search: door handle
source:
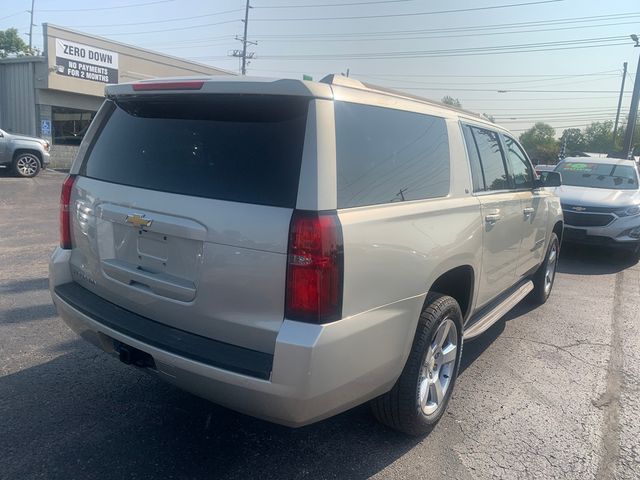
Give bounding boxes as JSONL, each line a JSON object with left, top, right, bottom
{"left": 485, "top": 213, "right": 501, "bottom": 224}
{"left": 523, "top": 207, "right": 535, "bottom": 216}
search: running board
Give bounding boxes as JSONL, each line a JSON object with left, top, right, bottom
{"left": 463, "top": 281, "right": 533, "bottom": 341}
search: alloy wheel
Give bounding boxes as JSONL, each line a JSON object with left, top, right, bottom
{"left": 16, "top": 155, "right": 39, "bottom": 177}
{"left": 417, "top": 318, "right": 458, "bottom": 416}
{"left": 544, "top": 242, "right": 558, "bottom": 296}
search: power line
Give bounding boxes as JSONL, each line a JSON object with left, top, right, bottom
{"left": 255, "top": 36, "right": 628, "bottom": 60}
{"left": 510, "top": 122, "right": 615, "bottom": 132}
{"left": 255, "top": 0, "right": 413, "bottom": 7}
{"left": 252, "top": 0, "right": 564, "bottom": 21}
{"left": 60, "top": 9, "right": 243, "bottom": 28}
{"left": 77, "top": 19, "right": 239, "bottom": 36}
{"left": 249, "top": 67, "right": 623, "bottom": 79}
{"left": 354, "top": 71, "right": 626, "bottom": 78}
{"left": 251, "top": 12, "right": 637, "bottom": 38}
{"left": 255, "top": 19, "right": 640, "bottom": 43}
{"left": 368, "top": 74, "right": 630, "bottom": 90}
{"left": 0, "top": 11, "right": 26, "bottom": 21}
{"left": 38, "top": 0, "right": 175, "bottom": 13}
{"left": 359, "top": 71, "right": 620, "bottom": 86}
{"left": 489, "top": 106, "right": 621, "bottom": 111}
{"left": 136, "top": 35, "right": 235, "bottom": 47}
{"left": 460, "top": 96, "right": 621, "bottom": 101}
{"left": 496, "top": 112, "right": 618, "bottom": 119}
{"left": 384, "top": 87, "right": 629, "bottom": 93}
{"left": 155, "top": 41, "right": 238, "bottom": 51}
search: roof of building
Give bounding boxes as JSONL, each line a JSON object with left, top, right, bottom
{"left": 43, "top": 24, "right": 235, "bottom": 76}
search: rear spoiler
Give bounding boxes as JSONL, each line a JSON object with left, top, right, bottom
{"left": 105, "top": 77, "right": 333, "bottom": 100}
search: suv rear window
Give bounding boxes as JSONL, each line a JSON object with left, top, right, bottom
{"left": 81, "top": 95, "right": 310, "bottom": 208}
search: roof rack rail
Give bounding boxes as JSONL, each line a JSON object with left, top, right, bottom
{"left": 319, "top": 73, "right": 485, "bottom": 121}
{"left": 319, "top": 74, "right": 366, "bottom": 89}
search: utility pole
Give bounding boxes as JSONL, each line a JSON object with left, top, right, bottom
{"left": 231, "top": 0, "right": 256, "bottom": 75}
{"left": 27, "top": 0, "right": 35, "bottom": 53}
{"left": 622, "top": 35, "right": 640, "bottom": 159}
{"left": 558, "top": 132, "right": 568, "bottom": 161}
{"left": 613, "top": 61, "right": 628, "bottom": 147}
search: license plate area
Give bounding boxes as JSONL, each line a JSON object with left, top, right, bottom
{"left": 97, "top": 203, "right": 205, "bottom": 281}
{"left": 136, "top": 230, "right": 169, "bottom": 272}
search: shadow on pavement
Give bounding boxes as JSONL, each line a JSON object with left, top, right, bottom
{"left": 0, "top": 348, "right": 420, "bottom": 480}
{"left": 458, "top": 297, "right": 538, "bottom": 377}
{"left": 558, "top": 242, "right": 637, "bottom": 275}
{"left": 1, "top": 304, "right": 57, "bottom": 324}
{"left": 460, "top": 240, "right": 635, "bottom": 374}
{"left": 0, "top": 277, "right": 49, "bottom": 295}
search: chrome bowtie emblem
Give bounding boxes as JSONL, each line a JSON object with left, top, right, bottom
{"left": 125, "top": 213, "right": 152, "bottom": 228}
{"left": 572, "top": 206, "right": 586, "bottom": 212}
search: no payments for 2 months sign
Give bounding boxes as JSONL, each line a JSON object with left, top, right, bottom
{"left": 55, "top": 39, "right": 119, "bottom": 84}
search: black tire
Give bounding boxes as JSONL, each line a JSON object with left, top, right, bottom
{"left": 371, "top": 293, "right": 463, "bottom": 436}
{"left": 529, "top": 233, "right": 559, "bottom": 305}
{"left": 13, "top": 152, "right": 41, "bottom": 178}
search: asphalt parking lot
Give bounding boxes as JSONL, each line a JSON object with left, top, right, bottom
{"left": 1, "top": 170, "right": 639, "bottom": 480}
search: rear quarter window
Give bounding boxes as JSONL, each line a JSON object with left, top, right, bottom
{"left": 81, "top": 95, "right": 310, "bottom": 208}
{"left": 335, "top": 101, "right": 450, "bottom": 209}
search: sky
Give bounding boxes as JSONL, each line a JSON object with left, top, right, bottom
{"left": 1, "top": 0, "right": 639, "bottom": 135}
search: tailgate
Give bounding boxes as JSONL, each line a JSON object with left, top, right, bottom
{"left": 67, "top": 94, "right": 310, "bottom": 355}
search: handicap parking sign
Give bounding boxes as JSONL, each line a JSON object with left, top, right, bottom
{"left": 41, "top": 120, "right": 51, "bottom": 136}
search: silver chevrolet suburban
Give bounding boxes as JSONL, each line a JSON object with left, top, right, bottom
{"left": 49, "top": 75, "right": 563, "bottom": 436}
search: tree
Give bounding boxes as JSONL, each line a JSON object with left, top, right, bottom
{"left": 583, "top": 121, "right": 614, "bottom": 154}
{"left": 0, "top": 28, "right": 29, "bottom": 58}
{"left": 560, "top": 128, "right": 586, "bottom": 153}
{"left": 441, "top": 96, "right": 462, "bottom": 108}
{"left": 482, "top": 113, "right": 496, "bottom": 123}
{"left": 519, "top": 122, "right": 559, "bottom": 164}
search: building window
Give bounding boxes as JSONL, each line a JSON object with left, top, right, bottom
{"left": 52, "top": 107, "right": 96, "bottom": 145}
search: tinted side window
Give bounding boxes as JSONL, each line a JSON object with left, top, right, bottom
{"left": 503, "top": 135, "right": 534, "bottom": 189}
{"left": 335, "top": 102, "right": 450, "bottom": 208}
{"left": 470, "top": 127, "right": 510, "bottom": 191}
{"left": 462, "top": 124, "right": 486, "bottom": 192}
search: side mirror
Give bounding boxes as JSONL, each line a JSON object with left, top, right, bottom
{"left": 537, "top": 171, "right": 561, "bottom": 187}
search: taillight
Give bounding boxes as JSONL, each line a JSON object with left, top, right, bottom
{"left": 59, "top": 175, "right": 76, "bottom": 249}
{"left": 285, "top": 210, "right": 344, "bottom": 323}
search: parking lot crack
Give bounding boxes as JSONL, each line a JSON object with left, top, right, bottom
{"left": 501, "top": 335, "right": 604, "bottom": 369}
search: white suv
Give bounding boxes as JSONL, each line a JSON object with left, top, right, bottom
{"left": 553, "top": 157, "right": 640, "bottom": 257}
{"left": 49, "top": 75, "right": 563, "bottom": 435}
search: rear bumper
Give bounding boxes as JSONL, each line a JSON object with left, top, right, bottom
{"left": 49, "top": 247, "right": 418, "bottom": 427}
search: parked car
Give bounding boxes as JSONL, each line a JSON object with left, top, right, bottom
{"left": 534, "top": 164, "right": 557, "bottom": 176}
{"left": 553, "top": 157, "right": 640, "bottom": 257}
{"left": 49, "top": 75, "right": 563, "bottom": 436}
{"left": 0, "top": 128, "right": 51, "bottom": 177}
